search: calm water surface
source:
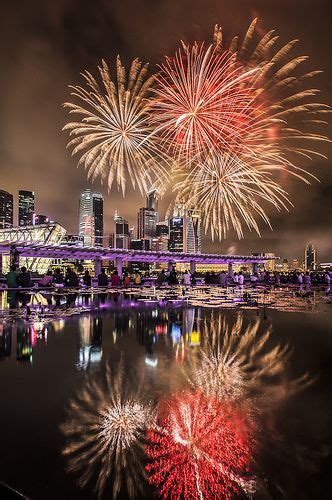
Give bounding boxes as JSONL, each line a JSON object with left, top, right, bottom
{"left": 0, "top": 304, "right": 331, "bottom": 499}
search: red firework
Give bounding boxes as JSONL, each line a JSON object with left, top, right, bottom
{"left": 146, "top": 391, "right": 256, "bottom": 499}
{"left": 151, "top": 43, "right": 259, "bottom": 164}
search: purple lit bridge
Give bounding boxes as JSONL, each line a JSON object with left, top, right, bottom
{"left": 0, "top": 242, "right": 278, "bottom": 277}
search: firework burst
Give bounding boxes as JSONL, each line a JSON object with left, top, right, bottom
{"left": 173, "top": 150, "right": 290, "bottom": 239}
{"left": 151, "top": 42, "right": 259, "bottom": 164}
{"left": 146, "top": 391, "right": 256, "bottom": 499}
{"left": 60, "top": 361, "right": 155, "bottom": 498}
{"left": 153, "top": 20, "right": 329, "bottom": 239}
{"left": 63, "top": 57, "right": 170, "bottom": 195}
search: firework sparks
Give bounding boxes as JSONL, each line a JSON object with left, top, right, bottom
{"left": 63, "top": 57, "right": 170, "bottom": 195}
{"left": 173, "top": 150, "right": 290, "bottom": 240}
{"left": 187, "top": 312, "right": 310, "bottom": 406}
{"left": 153, "top": 20, "right": 329, "bottom": 239}
{"left": 60, "top": 361, "right": 155, "bottom": 498}
{"left": 146, "top": 391, "right": 256, "bottom": 499}
{"left": 151, "top": 43, "right": 259, "bottom": 164}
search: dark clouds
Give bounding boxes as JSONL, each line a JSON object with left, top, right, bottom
{"left": 0, "top": 0, "right": 331, "bottom": 261}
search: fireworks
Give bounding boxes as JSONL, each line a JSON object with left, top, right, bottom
{"left": 60, "top": 362, "right": 155, "bottom": 498}
{"left": 174, "top": 150, "right": 290, "bottom": 239}
{"left": 151, "top": 43, "right": 259, "bottom": 164}
{"left": 151, "top": 20, "right": 328, "bottom": 239}
{"left": 146, "top": 391, "right": 256, "bottom": 499}
{"left": 63, "top": 57, "right": 170, "bottom": 195}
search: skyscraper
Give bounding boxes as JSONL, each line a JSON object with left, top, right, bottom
{"left": 79, "top": 189, "right": 104, "bottom": 247}
{"left": 113, "top": 211, "right": 130, "bottom": 249}
{"left": 191, "top": 209, "right": 202, "bottom": 253}
{"left": 0, "top": 190, "right": 13, "bottom": 229}
{"left": 305, "top": 244, "right": 317, "bottom": 271}
{"left": 137, "top": 189, "right": 158, "bottom": 240}
{"left": 93, "top": 193, "right": 104, "bottom": 247}
{"left": 18, "top": 190, "right": 35, "bottom": 226}
{"left": 186, "top": 209, "right": 196, "bottom": 254}
{"left": 169, "top": 216, "right": 184, "bottom": 252}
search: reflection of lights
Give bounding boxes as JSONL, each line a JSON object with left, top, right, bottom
{"left": 171, "top": 324, "right": 181, "bottom": 345}
{"left": 189, "top": 330, "right": 200, "bottom": 346}
{"left": 145, "top": 356, "right": 158, "bottom": 367}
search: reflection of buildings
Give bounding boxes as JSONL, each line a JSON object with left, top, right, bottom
{"left": 18, "top": 190, "right": 35, "bottom": 226}
{"left": 0, "top": 321, "right": 12, "bottom": 359}
{"left": 0, "top": 189, "right": 13, "bottom": 229}
{"left": 0, "top": 223, "right": 66, "bottom": 274}
{"left": 305, "top": 244, "right": 317, "bottom": 271}
{"left": 78, "top": 316, "right": 103, "bottom": 370}
{"left": 16, "top": 321, "right": 33, "bottom": 362}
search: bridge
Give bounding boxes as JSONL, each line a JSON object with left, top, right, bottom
{"left": 0, "top": 242, "right": 277, "bottom": 277}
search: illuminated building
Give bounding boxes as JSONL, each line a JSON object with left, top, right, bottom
{"left": 93, "top": 193, "right": 104, "bottom": 247}
{"left": 112, "top": 211, "right": 130, "bottom": 249}
{"left": 0, "top": 222, "right": 66, "bottom": 273}
{"left": 291, "top": 258, "right": 301, "bottom": 271}
{"left": 169, "top": 216, "right": 184, "bottom": 252}
{"left": 79, "top": 189, "right": 104, "bottom": 247}
{"left": 130, "top": 239, "right": 150, "bottom": 251}
{"left": 156, "top": 221, "right": 169, "bottom": 237}
{"left": 0, "top": 189, "right": 13, "bottom": 229}
{"left": 33, "top": 213, "right": 50, "bottom": 225}
{"left": 252, "top": 252, "right": 276, "bottom": 271}
{"left": 191, "top": 209, "right": 202, "bottom": 253}
{"left": 305, "top": 243, "right": 317, "bottom": 271}
{"left": 18, "top": 190, "right": 35, "bottom": 226}
{"left": 137, "top": 189, "right": 158, "bottom": 240}
{"left": 282, "top": 259, "right": 289, "bottom": 272}
{"left": 151, "top": 236, "right": 168, "bottom": 252}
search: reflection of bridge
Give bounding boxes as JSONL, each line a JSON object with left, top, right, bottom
{"left": 0, "top": 242, "right": 278, "bottom": 277}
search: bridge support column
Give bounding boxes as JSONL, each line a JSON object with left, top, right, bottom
{"left": 228, "top": 262, "right": 233, "bottom": 278}
{"left": 94, "top": 257, "right": 102, "bottom": 277}
{"left": 116, "top": 257, "right": 123, "bottom": 278}
{"left": 252, "top": 262, "right": 258, "bottom": 274}
{"left": 190, "top": 260, "right": 196, "bottom": 274}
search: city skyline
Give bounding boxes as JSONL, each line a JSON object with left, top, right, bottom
{"left": 0, "top": 0, "right": 331, "bottom": 261}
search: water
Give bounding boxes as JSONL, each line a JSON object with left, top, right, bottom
{"left": 0, "top": 304, "right": 331, "bottom": 499}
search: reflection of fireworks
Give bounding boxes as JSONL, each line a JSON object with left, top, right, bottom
{"left": 63, "top": 57, "right": 169, "bottom": 195}
{"left": 146, "top": 391, "right": 256, "bottom": 499}
{"left": 188, "top": 313, "right": 309, "bottom": 404}
{"left": 61, "top": 362, "right": 154, "bottom": 498}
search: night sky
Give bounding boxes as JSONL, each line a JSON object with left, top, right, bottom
{"left": 0, "top": 0, "right": 331, "bottom": 261}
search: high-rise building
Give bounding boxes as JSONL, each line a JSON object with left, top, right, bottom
{"left": 79, "top": 189, "right": 103, "bottom": 247}
{"left": 169, "top": 206, "right": 201, "bottom": 254}
{"left": 282, "top": 259, "right": 289, "bottom": 272}
{"left": 93, "top": 193, "right": 104, "bottom": 247}
{"left": 137, "top": 189, "right": 158, "bottom": 240}
{"left": 156, "top": 221, "right": 169, "bottom": 237}
{"left": 32, "top": 214, "right": 50, "bottom": 225}
{"left": 130, "top": 239, "right": 150, "bottom": 251}
{"left": 112, "top": 211, "right": 130, "bottom": 249}
{"left": 305, "top": 244, "right": 317, "bottom": 271}
{"left": 18, "top": 190, "right": 35, "bottom": 226}
{"left": 191, "top": 210, "right": 202, "bottom": 253}
{"left": 169, "top": 216, "right": 185, "bottom": 252}
{"left": 0, "top": 190, "right": 13, "bottom": 229}
{"left": 291, "top": 258, "right": 301, "bottom": 271}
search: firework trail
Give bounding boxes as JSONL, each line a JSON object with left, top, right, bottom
{"left": 146, "top": 391, "right": 256, "bottom": 499}
{"left": 63, "top": 57, "right": 170, "bottom": 195}
{"left": 60, "top": 361, "right": 155, "bottom": 498}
